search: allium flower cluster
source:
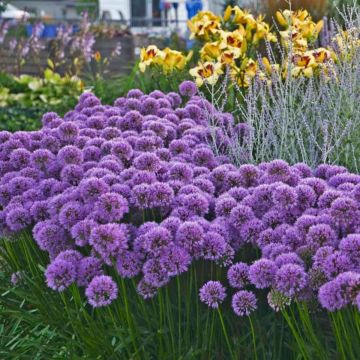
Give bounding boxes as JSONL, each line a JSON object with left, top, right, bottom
{"left": 1, "top": 83, "right": 360, "bottom": 314}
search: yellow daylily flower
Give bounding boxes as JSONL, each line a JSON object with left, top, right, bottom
{"left": 223, "top": 5, "right": 232, "bottom": 22}
{"left": 139, "top": 45, "right": 164, "bottom": 72}
{"left": 219, "top": 30, "right": 247, "bottom": 53}
{"left": 218, "top": 47, "right": 242, "bottom": 65}
{"left": 189, "top": 62, "right": 223, "bottom": 87}
{"left": 310, "top": 48, "right": 331, "bottom": 63}
{"left": 188, "top": 11, "right": 221, "bottom": 40}
{"left": 200, "top": 41, "right": 222, "bottom": 60}
{"left": 162, "top": 48, "right": 188, "bottom": 72}
{"left": 261, "top": 57, "right": 280, "bottom": 75}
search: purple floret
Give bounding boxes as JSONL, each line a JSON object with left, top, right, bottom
{"left": 85, "top": 275, "right": 118, "bottom": 307}
{"left": 45, "top": 259, "right": 76, "bottom": 291}
{"left": 275, "top": 264, "right": 308, "bottom": 297}
{"left": 227, "top": 262, "right": 249, "bottom": 289}
{"left": 232, "top": 290, "right": 257, "bottom": 316}
{"left": 199, "top": 280, "right": 226, "bottom": 308}
{"left": 249, "top": 259, "right": 278, "bottom": 289}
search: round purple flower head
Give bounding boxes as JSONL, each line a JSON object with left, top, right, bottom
{"left": 199, "top": 280, "right": 226, "bottom": 308}
{"left": 227, "top": 262, "right": 249, "bottom": 289}
{"left": 202, "top": 231, "right": 227, "bottom": 260}
{"left": 85, "top": 275, "right": 118, "bottom": 307}
{"left": 57, "top": 145, "right": 83, "bottom": 166}
{"left": 330, "top": 197, "right": 359, "bottom": 226}
{"left": 94, "top": 192, "right": 129, "bottom": 222}
{"left": 143, "top": 226, "right": 172, "bottom": 255}
{"left": 249, "top": 259, "right": 278, "bottom": 289}
{"left": 45, "top": 259, "right": 76, "bottom": 291}
{"left": 137, "top": 279, "right": 158, "bottom": 299}
{"left": 77, "top": 256, "right": 104, "bottom": 287}
{"left": 142, "top": 258, "right": 169, "bottom": 288}
{"left": 116, "top": 251, "right": 142, "bottom": 279}
{"left": 179, "top": 81, "right": 197, "bottom": 97}
{"left": 232, "top": 290, "right": 257, "bottom": 316}
{"left": 160, "top": 245, "right": 191, "bottom": 276}
{"left": 275, "top": 264, "right": 308, "bottom": 297}
{"left": 229, "top": 205, "right": 254, "bottom": 230}
{"left": 318, "top": 272, "right": 360, "bottom": 311}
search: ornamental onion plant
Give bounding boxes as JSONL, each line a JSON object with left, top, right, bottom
{"left": 0, "top": 81, "right": 359, "bottom": 358}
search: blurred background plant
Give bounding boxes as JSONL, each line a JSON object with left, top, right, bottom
{"left": 0, "top": 69, "right": 83, "bottom": 131}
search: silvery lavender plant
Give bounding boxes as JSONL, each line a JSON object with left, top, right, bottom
{"left": 201, "top": 5, "right": 360, "bottom": 172}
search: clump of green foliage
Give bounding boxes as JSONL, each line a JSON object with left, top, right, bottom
{"left": 0, "top": 70, "right": 83, "bottom": 131}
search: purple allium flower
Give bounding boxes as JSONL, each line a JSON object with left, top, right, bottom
{"left": 45, "top": 259, "right": 76, "bottom": 291}
{"left": 318, "top": 190, "right": 341, "bottom": 209}
{"left": 202, "top": 231, "right": 227, "bottom": 260}
{"left": 30, "top": 149, "right": 55, "bottom": 170}
{"left": 229, "top": 205, "right": 254, "bottom": 230}
{"left": 161, "top": 216, "right": 182, "bottom": 236}
{"left": 60, "top": 164, "right": 84, "bottom": 185}
{"left": 57, "top": 122, "right": 79, "bottom": 142}
{"left": 70, "top": 219, "right": 96, "bottom": 246}
{"left": 33, "top": 220, "right": 67, "bottom": 252}
{"left": 300, "top": 178, "right": 327, "bottom": 197}
{"left": 94, "top": 192, "right": 128, "bottom": 222}
{"left": 148, "top": 182, "right": 174, "bottom": 208}
{"left": 77, "top": 256, "right": 103, "bottom": 287}
{"left": 116, "top": 251, "right": 142, "bottom": 278}
{"left": 160, "top": 245, "right": 191, "bottom": 276}
{"left": 238, "top": 164, "right": 260, "bottom": 188}
{"left": 169, "top": 162, "right": 194, "bottom": 182}
{"left": 265, "top": 160, "right": 291, "bottom": 183}
{"left": 6, "top": 207, "right": 32, "bottom": 231}
{"left": 306, "top": 224, "right": 337, "bottom": 249}
{"left": 275, "top": 252, "right": 304, "bottom": 268}
{"left": 132, "top": 184, "right": 152, "bottom": 209}
{"left": 339, "top": 234, "right": 360, "bottom": 262}
{"left": 215, "top": 196, "right": 237, "bottom": 217}
{"left": 272, "top": 184, "right": 297, "bottom": 209}
{"left": 249, "top": 259, "right": 278, "bottom": 289}
{"left": 232, "top": 290, "right": 257, "bottom": 316}
{"left": 85, "top": 275, "right": 118, "bottom": 307}
{"left": 275, "top": 264, "right": 308, "bottom": 297}
{"left": 79, "top": 177, "right": 109, "bottom": 202}
{"left": 133, "top": 152, "right": 161, "bottom": 172}
{"left": 9, "top": 149, "right": 31, "bottom": 169}
{"left": 180, "top": 193, "right": 209, "bottom": 217}
{"left": 143, "top": 226, "right": 172, "bottom": 255}
{"left": 137, "top": 279, "right": 158, "bottom": 299}
{"left": 59, "top": 201, "right": 84, "bottom": 229}
{"left": 127, "top": 89, "right": 144, "bottom": 99}
{"left": 55, "top": 250, "right": 83, "bottom": 267}
{"left": 227, "top": 262, "right": 249, "bottom": 289}
{"left": 330, "top": 197, "right": 359, "bottom": 226}
{"left": 199, "top": 280, "right": 226, "bottom": 308}
{"left": 179, "top": 81, "right": 197, "bottom": 97}
{"left": 89, "top": 223, "right": 128, "bottom": 263}
{"left": 143, "top": 258, "right": 169, "bottom": 288}
{"left": 57, "top": 145, "right": 83, "bottom": 166}
{"left": 176, "top": 221, "right": 204, "bottom": 255}
{"left": 322, "top": 251, "right": 354, "bottom": 279}
{"left": 318, "top": 272, "right": 360, "bottom": 311}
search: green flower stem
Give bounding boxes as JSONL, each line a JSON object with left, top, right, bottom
{"left": 120, "top": 278, "right": 138, "bottom": 356}
{"left": 176, "top": 275, "right": 182, "bottom": 354}
{"left": 217, "top": 307, "right": 234, "bottom": 359}
{"left": 330, "top": 312, "right": 346, "bottom": 360}
{"left": 249, "top": 316, "right": 258, "bottom": 360}
{"left": 165, "top": 286, "right": 176, "bottom": 355}
{"left": 282, "top": 308, "right": 309, "bottom": 360}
